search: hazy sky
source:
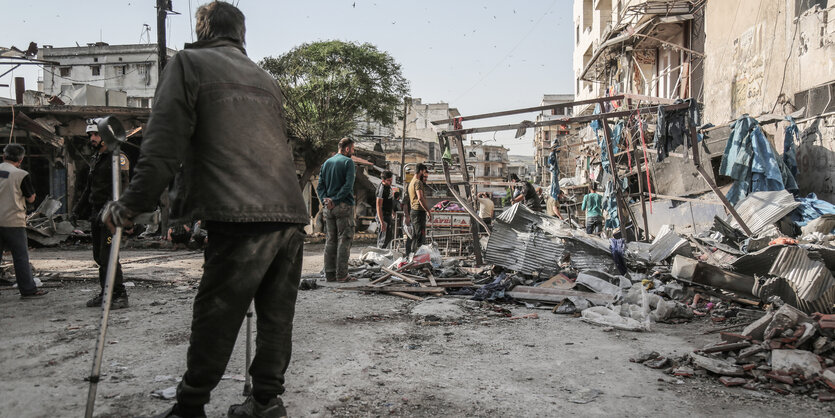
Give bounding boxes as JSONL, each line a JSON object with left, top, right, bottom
{"left": 1, "top": 0, "right": 574, "bottom": 156}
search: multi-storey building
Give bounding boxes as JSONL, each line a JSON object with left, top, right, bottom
{"left": 39, "top": 42, "right": 176, "bottom": 108}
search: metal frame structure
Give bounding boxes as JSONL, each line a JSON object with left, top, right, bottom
{"left": 432, "top": 93, "right": 752, "bottom": 249}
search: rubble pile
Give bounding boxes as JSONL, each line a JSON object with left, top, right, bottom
{"left": 633, "top": 304, "right": 835, "bottom": 401}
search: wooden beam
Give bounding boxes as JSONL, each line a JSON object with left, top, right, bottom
{"left": 343, "top": 286, "right": 445, "bottom": 294}
{"left": 439, "top": 102, "right": 690, "bottom": 137}
{"left": 386, "top": 291, "right": 424, "bottom": 301}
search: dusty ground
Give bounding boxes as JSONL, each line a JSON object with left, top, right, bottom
{"left": 1, "top": 243, "right": 833, "bottom": 418}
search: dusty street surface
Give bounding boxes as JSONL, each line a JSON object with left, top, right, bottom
{"left": 1, "top": 244, "right": 833, "bottom": 417}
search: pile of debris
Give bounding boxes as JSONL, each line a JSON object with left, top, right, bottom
{"left": 632, "top": 304, "right": 835, "bottom": 401}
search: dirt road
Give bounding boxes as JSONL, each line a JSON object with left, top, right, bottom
{"left": 1, "top": 245, "right": 832, "bottom": 417}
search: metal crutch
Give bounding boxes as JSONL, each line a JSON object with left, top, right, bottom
{"left": 85, "top": 116, "right": 127, "bottom": 418}
{"left": 243, "top": 301, "right": 254, "bottom": 396}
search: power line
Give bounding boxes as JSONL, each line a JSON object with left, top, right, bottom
{"left": 452, "top": 0, "right": 559, "bottom": 104}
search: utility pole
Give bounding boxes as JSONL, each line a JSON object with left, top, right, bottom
{"left": 156, "top": 0, "right": 170, "bottom": 76}
{"left": 399, "top": 97, "right": 410, "bottom": 183}
{"left": 156, "top": 0, "right": 171, "bottom": 235}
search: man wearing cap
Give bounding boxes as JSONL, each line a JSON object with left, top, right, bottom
{"left": 71, "top": 120, "right": 130, "bottom": 309}
{"left": 0, "top": 144, "right": 48, "bottom": 298}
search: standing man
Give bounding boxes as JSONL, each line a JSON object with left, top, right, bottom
{"left": 510, "top": 174, "right": 541, "bottom": 212}
{"left": 72, "top": 120, "right": 130, "bottom": 309}
{"left": 408, "top": 163, "right": 432, "bottom": 254}
{"left": 317, "top": 138, "right": 356, "bottom": 282}
{"left": 0, "top": 144, "right": 47, "bottom": 298}
{"left": 582, "top": 185, "right": 604, "bottom": 235}
{"left": 476, "top": 192, "right": 494, "bottom": 231}
{"left": 375, "top": 170, "right": 394, "bottom": 249}
{"left": 102, "top": 2, "right": 309, "bottom": 417}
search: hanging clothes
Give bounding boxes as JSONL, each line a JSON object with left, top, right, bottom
{"left": 720, "top": 115, "right": 799, "bottom": 205}
{"left": 654, "top": 99, "right": 699, "bottom": 162}
{"left": 548, "top": 147, "right": 560, "bottom": 200}
{"left": 783, "top": 116, "right": 800, "bottom": 177}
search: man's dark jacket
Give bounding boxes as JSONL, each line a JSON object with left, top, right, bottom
{"left": 73, "top": 151, "right": 129, "bottom": 220}
{"left": 119, "top": 38, "right": 307, "bottom": 224}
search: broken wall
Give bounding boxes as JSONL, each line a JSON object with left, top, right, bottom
{"left": 704, "top": 0, "right": 835, "bottom": 203}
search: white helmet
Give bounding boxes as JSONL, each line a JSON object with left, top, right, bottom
{"left": 86, "top": 118, "right": 101, "bottom": 134}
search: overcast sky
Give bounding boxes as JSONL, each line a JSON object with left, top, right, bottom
{"left": 1, "top": 0, "right": 574, "bottom": 156}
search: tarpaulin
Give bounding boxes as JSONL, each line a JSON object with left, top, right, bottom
{"left": 548, "top": 148, "right": 560, "bottom": 199}
{"left": 720, "top": 115, "right": 798, "bottom": 206}
{"left": 790, "top": 193, "right": 835, "bottom": 227}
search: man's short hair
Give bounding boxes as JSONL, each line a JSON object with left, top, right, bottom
{"left": 381, "top": 170, "right": 393, "bottom": 180}
{"left": 415, "top": 163, "right": 427, "bottom": 173}
{"left": 3, "top": 144, "right": 25, "bottom": 163}
{"left": 195, "top": 1, "right": 246, "bottom": 44}
{"left": 338, "top": 137, "right": 354, "bottom": 151}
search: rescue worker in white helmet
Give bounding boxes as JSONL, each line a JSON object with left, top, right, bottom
{"left": 70, "top": 119, "right": 131, "bottom": 309}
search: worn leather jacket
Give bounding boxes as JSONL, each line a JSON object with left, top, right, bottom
{"left": 119, "top": 38, "right": 308, "bottom": 225}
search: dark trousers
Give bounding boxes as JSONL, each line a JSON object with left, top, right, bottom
{"left": 409, "top": 209, "right": 427, "bottom": 255}
{"left": 480, "top": 217, "right": 492, "bottom": 233}
{"left": 0, "top": 227, "right": 36, "bottom": 295}
{"left": 323, "top": 202, "right": 354, "bottom": 280}
{"left": 177, "top": 224, "right": 305, "bottom": 409}
{"left": 377, "top": 214, "right": 393, "bottom": 249}
{"left": 91, "top": 216, "right": 126, "bottom": 296}
{"left": 586, "top": 216, "right": 603, "bottom": 234}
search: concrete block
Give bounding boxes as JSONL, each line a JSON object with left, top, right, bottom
{"left": 742, "top": 311, "right": 775, "bottom": 340}
{"left": 771, "top": 349, "right": 823, "bottom": 378}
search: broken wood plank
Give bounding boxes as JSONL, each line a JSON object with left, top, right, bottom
{"left": 343, "top": 285, "right": 444, "bottom": 294}
{"left": 380, "top": 266, "right": 425, "bottom": 286}
{"left": 370, "top": 262, "right": 414, "bottom": 285}
{"left": 386, "top": 291, "right": 424, "bottom": 301}
{"left": 507, "top": 286, "right": 615, "bottom": 305}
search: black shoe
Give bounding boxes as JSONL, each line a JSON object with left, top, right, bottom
{"left": 111, "top": 293, "right": 129, "bottom": 310}
{"left": 228, "top": 396, "right": 287, "bottom": 418}
{"left": 146, "top": 405, "right": 206, "bottom": 418}
{"left": 86, "top": 293, "right": 129, "bottom": 309}
{"left": 21, "top": 289, "right": 49, "bottom": 299}
{"left": 86, "top": 293, "right": 103, "bottom": 308}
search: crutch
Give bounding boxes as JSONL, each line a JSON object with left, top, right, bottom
{"left": 243, "top": 300, "right": 254, "bottom": 396}
{"left": 85, "top": 116, "right": 127, "bottom": 418}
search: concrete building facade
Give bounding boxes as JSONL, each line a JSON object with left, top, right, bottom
{"left": 573, "top": 0, "right": 703, "bottom": 114}
{"left": 703, "top": 0, "right": 835, "bottom": 202}
{"left": 39, "top": 43, "right": 176, "bottom": 108}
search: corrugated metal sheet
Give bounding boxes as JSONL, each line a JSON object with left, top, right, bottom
{"left": 768, "top": 246, "right": 835, "bottom": 301}
{"left": 729, "top": 190, "right": 801, "bottom": 235}
{"left": 485, "top": 204, "right": 617, "bottom": 275}
{"left": 626, "top": 225, "right": 692, "bottom": 264}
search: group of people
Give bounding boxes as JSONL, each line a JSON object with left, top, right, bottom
{"left": 506, "top": 173, "right": 604, "bottom": 236}
{"left": 315, "top": 149, "right": 436, "bottom": 284}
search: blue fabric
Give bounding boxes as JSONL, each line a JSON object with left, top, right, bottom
{"left": 602, "top": 180, "right": 619, "bottom": 229}
{"left": 720, "top": 116, "right": 798, "bottom": 206}
{"left": 790, "top": 193, "right": 835, "bottom": 227}
{"left": 609, "top": 238, "right": 627, "bottom": 275}
{"left": 597, "top": 121, "right": 622, "bottom": 174}
{"left": 783, "top": 116, "right": 800, "bottom": 177}
{"left": 548, "top": 149, "right": 560, "bottom": 199}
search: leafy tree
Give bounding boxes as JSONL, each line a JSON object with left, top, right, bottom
{"left": 260, "top": 40, "right": 409, "bottom": 188}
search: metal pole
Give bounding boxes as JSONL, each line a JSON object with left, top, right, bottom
{"left": 450, "top": 134, "right": 483, "bottom": 265}
{"left": 688, "top": 124, "right": 753, "bottom": 235}
{"left": 243, "top": 301, "right": 254, "bottom": 396}
{"left": 399, "top": 97, "right": 409, "bottom": 183}
{"left": 156, "top": 0, "right": 168, "bottom": 77}
{"left": 600, "top": 118, "right": 630, "bottom": 242}
{"left": 85, "top": 151, "right": 124, "bottom": 418}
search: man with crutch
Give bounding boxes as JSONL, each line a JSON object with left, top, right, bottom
{"left": 102, "top": 2, "right": 308, "bottom": 417}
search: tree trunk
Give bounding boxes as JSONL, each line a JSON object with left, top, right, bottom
{"left": 298, "top": 165, "right": 317, "bottom": 191}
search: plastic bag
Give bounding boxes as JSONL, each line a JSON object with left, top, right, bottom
{"left": 414, "top": 244, "right": 442, "bottom": 268}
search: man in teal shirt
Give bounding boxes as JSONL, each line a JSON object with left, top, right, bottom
{"left": 581, "top": 185, "right": 603, "bottom": 234}
{"left": 317, "top": 138, "right": 356, "bottom": 282}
